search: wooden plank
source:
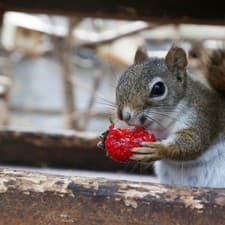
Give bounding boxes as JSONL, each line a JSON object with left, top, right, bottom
{"left": 0, "top": 128, "right": 149, "bottom": 173}
{"left": 1, "top": 0, "right": 225, "bottom": 25}
{"left": 0, "top": 168, "right": 225, "bottom": 225}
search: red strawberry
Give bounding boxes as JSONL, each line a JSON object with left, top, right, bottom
{"left": 100, "top": 124, "right": 156, "bottom": 162}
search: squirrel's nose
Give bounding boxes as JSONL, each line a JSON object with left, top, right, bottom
{"left": 123, "top": 112, "right": 131, "bottom": 122}
{"left": 118, "top": 109, "right": 131, "bottom": 122}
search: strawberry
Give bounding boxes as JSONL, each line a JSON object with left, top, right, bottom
{"left": 100, "top": 124, "right": 156, "bottom": 162}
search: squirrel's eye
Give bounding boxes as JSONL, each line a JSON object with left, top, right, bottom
{"left": 150, "top": 81, "right": 166, "bottom": 97}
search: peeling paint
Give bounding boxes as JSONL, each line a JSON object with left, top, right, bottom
{"left": 1, "top": 168, "right": 225, "bottom": 225}
{"left": 118, "top": 182, "right": 169, "bottom": 200}
{"left": 0, "top": 178, "right": 8, "bottom": 193}
{"left": 180, "top": 195, "right": 204, "bottom": 210}
{"left": 0, "top": 169, "right": 74, "bottom": 195}
{"left": 59, "top": 213, "right": 74, "bottom": 223}
{"left": 124, "top": 198, "right": 138, "bottom": 208}
{"left": 215, "top": 195, "right": 225, "bottom": 207}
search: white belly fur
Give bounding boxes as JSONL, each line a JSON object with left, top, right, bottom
{"left": 155, "top": 140, "right": 225, "bottom": 188}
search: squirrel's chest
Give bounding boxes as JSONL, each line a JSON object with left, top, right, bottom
{"left": 155, "top": 140, "right": 225, "bottom": 188}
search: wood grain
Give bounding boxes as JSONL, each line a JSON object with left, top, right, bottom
{"left": 0, "top": 168, "right": 225, "bottom": 225}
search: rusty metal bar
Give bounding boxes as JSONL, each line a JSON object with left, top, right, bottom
{"left": 1, "top": 0, "right": 225, "bottom": 25}
{"left": 0, "top": 168, "right": 225, "bottom": 225}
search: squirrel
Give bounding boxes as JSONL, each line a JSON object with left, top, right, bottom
{"left": 114, "top": 46, "right": 225, "bottom": 188}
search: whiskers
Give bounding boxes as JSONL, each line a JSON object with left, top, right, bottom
{"left": 144, "top": 114, "right": 166, "bottom": 129}
{"left": 95, "top": 96, "right": 116, "bottom": 109}
{"left": 147, "top": 111, "right": 178, "bottom": 125}
{"left": 144, "top": 104, "right": 190, "bottom": 129}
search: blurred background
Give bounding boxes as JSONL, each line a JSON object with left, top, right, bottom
{"left": 0, "top": 4, "right": 224, "bottom": 178}
{"left": 0, "top": 12, "right": 224, "bottom": 133}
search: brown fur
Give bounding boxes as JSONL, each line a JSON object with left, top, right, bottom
{"left": 116, "top": 46, "right": 225, "bottom": 163}
{"left": 204, "top": 49, "right": 225, "bottom": 95}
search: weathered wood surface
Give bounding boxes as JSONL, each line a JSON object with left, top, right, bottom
{"left": 0, "top": 128, "right": 102, "bottom": 168}
{"left": 0, "top": 168, "right": 225, "bottom": 225}
{"left": 0, "top": 0, "right": 224, "bottom": 25}
{"left": 0, "top": 128, "right": 149, "bottom": 173}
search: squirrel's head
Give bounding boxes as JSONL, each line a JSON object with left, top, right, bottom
{"left": 116, "top": 46, "right": 188, "bottom": 135}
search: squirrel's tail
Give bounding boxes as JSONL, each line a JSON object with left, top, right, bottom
{"left": 204, "top": 49, "right": 225, "bottom": 94}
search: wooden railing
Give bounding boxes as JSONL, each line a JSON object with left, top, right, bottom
{"left": 0, "top": 1, "right": 224, "bottom": 224}
{"left": 0, "top": 0, "right": 224, "bottom": 25}
{"left": 0, "top": 168, "right": 225, "bottom": 225}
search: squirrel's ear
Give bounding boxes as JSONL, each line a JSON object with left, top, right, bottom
{"left": 165, "top": 47, "right": 187, "bottom": 71}
{"left": 134, "top": 47, "right": 148, "bottom": 63}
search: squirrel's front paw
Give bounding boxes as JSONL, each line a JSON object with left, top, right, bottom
{"left": 130, "top": 142, "right": 164, "bottom": 162}
{"left": 97, "top": 141, "right": 105, "bottom": 151}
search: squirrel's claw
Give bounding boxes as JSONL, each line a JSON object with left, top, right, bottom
{"left": 130, "top": 146, "right": 156, "bottom": 153}
{"left": 140, "top": 141, "right": 160, "bottom": 147}
{"left": 97, "top": 141, "right": 105, "bottom": 151}
{"left": 130, "top": 142, "right": 164, "bottom": 162}
{"left": 130, "top": 153, "right": 162, "bottom": 161}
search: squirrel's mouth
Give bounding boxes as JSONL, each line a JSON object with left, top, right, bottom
{"left": 138, "top": 117, "right": 174, "bottom": 140}
{"left": 118, "top": 111, "right": 173, "bottom": 140}
{"left": 126, "top": 120, "right": 170, "bottom": 140}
